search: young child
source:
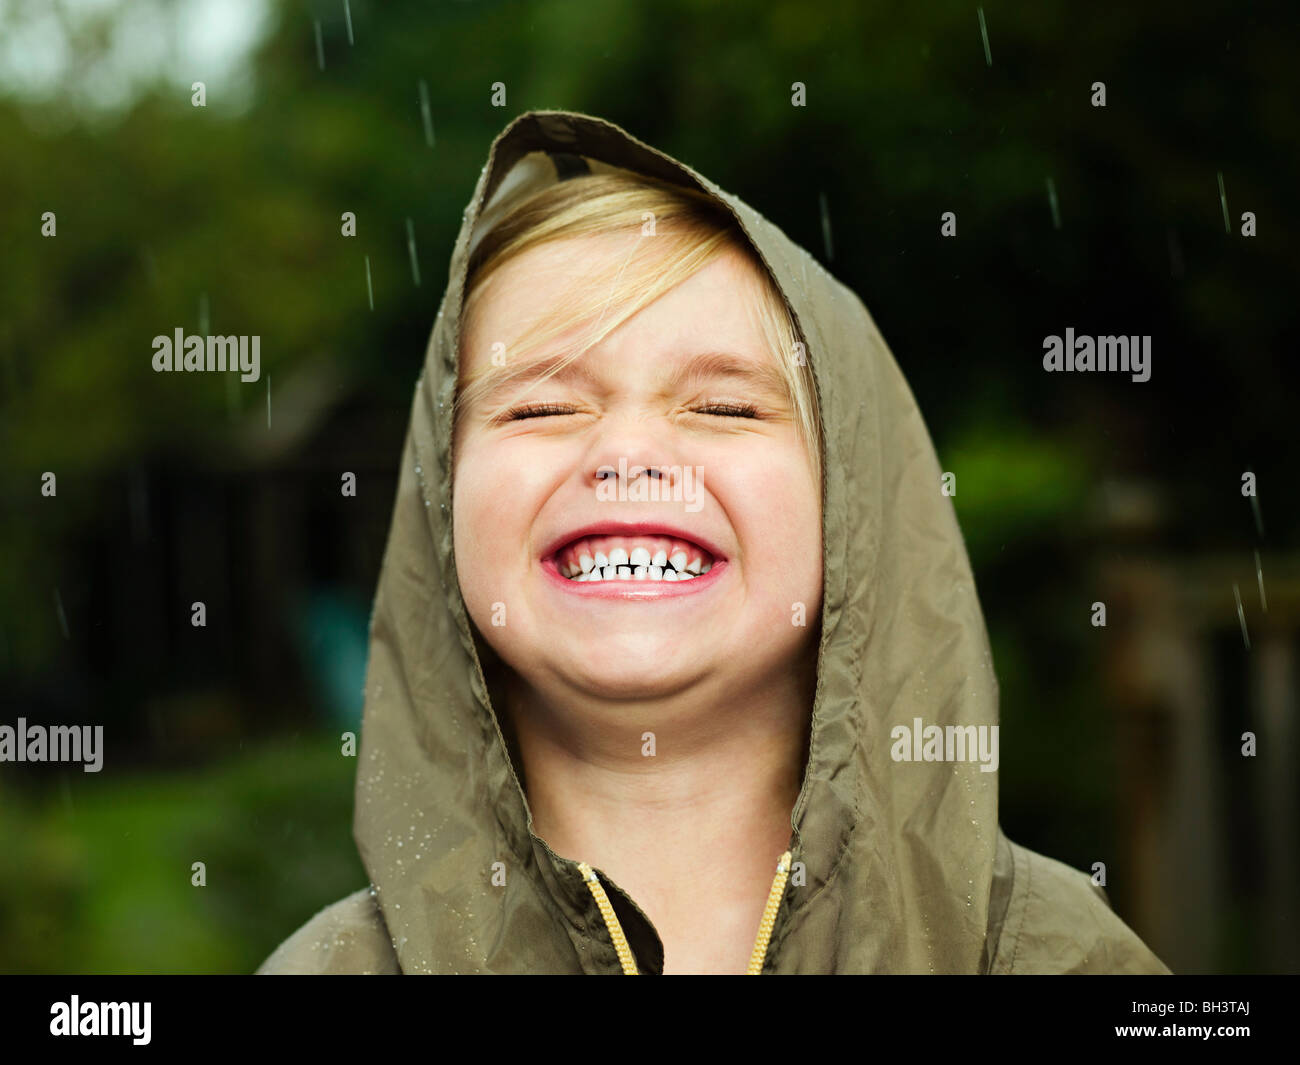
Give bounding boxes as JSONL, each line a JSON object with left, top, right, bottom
{"left": 258, "top": 110, "right": 1170, "bottom": 974}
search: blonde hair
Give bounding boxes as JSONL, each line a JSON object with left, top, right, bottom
{"left": 454, "top": 171, "right": 822, "bottom": 491}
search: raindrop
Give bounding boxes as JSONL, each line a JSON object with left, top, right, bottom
{"left": 406, "top": 218, "right": 422, "bottom": 287}
{"left": 418, "top": 80, "right": 435, "bottom": 148}
{"left": 818, "top": 191, "right": 834, "bottom": 261}
{"left": 1217, "top": 170, "right": 1231, "bottom": 234}
{"left": 52, "top": 588, "right": 69, "bottom": 639}
{"left": 1233, "top": 581, "right": 1250, "bottom": 650}
{"left": 1045, "top": 177, "right": 1061, "bottom": 230}
{"left": 1249, "top": 492, "right": 1265, "bottom": 538}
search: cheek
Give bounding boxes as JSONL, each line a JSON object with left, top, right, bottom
{"left": 714, "top": 443, "right": 822, "bottom": 601}
{"left": 452, "top": 443, "right": 518, "bottom": 619}
{"left": 451, "top": 437, "right": 560, "bottom": 612}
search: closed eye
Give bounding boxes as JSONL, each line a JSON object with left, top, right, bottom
{"left": 500, "top": 402, "right": 576, "bottom": 421}
{"left": 694, "top": 402, "right": 759, "bottom": 418}
{"left": 499, "top": 401, "right": 761, "bottom": 421}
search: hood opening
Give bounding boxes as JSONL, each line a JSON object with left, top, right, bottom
{"left": 353, "top": 110, "right": 1004, "bottom": 975}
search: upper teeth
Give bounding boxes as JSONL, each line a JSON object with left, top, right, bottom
{"left": 554, "top": 536, "right": 714, "bottom": 582}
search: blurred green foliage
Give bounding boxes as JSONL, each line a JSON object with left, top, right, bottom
{"left": 0, "top": 735, "right": 360, "bottom": 973}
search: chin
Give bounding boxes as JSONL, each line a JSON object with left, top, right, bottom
{"left": 570, "top": 674, "right": 700, "bottom": 704}
{"left": 540, "top": 653, "right": 705, "bottom": 703}
{"left": 552, "top": 620, "right": 704, "bottom": 660}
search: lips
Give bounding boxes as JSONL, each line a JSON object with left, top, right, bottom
{"left": 540, "top": 523, "right": 724, "bottom": 585}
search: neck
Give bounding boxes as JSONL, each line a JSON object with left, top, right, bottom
{"left": 503, "top": 659, "right": 813, "bottom": 900}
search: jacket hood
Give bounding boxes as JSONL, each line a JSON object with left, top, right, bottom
{"left": 341, "top": 110, "right": 1157, "bottom": 975}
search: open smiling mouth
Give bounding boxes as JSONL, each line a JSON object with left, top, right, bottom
{"left": 555, "top": 536, "right": 713, "bottom": 581}
{"left": 540, "top": 527, "right": 723, "bottom": 591}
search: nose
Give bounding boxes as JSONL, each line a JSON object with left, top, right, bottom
{"left": 595, "top": 464, "right": 665, "bottom": 483}
{"left": 585, "top": 413, "right": 688, "bottom": 496}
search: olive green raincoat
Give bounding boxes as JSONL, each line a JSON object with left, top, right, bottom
{"left": 258, "top": 110, "right": 1170, "bottom": 975}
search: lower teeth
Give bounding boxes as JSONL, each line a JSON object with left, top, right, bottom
{"left": 568, "top": 564, "right": 699, "bottom": 582}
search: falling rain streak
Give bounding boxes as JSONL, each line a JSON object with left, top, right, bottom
{"left": 53, "top": 588, "right": 69, "bottom": 639}
{"left": 365, "top": 254, "right": 375, "bottom": 310}
{"left": 1217, "top": 170, "right": 1231, "bottom": 234}
{"left": 977, "top": 7, "right": 992, "bottom": 67}
{"left": 1233, "top": 581, "right": 1250, "bottom": 650}
{"left": 314, "top": 20, "right": 325, "bottom": 71}
{"left": 406, "top": 218, "right": 422, "bottom": 287}
{"left": 419, "top": 80, "right": 435, "bottom": 147}
{"left": 1045, "top": 178, "right": 1061, "bottom": 229}
{"left": 1255, "top": 550, "right": 1267, "bottom": 613}
{"left": 819, "top": 192, "right": 833, "bottom": 261}
{"left": 344, "top": 0, "right": 354, "bottom": 45}
{"left": 1250, "top": 492, "right": 1264, "bottom": 537}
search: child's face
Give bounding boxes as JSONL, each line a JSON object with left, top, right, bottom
{"left": 453, "top": 233, "right": 822, "bottom": 704}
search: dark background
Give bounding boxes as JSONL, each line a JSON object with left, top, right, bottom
{"left": 1, "top": 0, "right": 1296, "bottom": 973}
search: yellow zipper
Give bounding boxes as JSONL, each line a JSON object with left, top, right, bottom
{"left": 577, "top": 850, "right": 793, "bottom": 975}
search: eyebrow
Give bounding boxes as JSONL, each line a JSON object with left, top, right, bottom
{"left": 476, "top": 353, "right": 598, "bottom": 405}
{"left": 477, "top": 348, "right": 790, "bottom": 406}
{"left": 664, "top": 350, "right": 790, "bottom": 397}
